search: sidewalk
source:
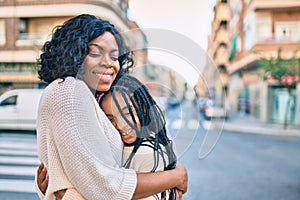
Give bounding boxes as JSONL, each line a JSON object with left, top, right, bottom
{"left": 222, "top": 113, "right": 300, "bottom": 138}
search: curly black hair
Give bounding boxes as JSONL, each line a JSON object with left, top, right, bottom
{"left": 37, "top": 14, "right": 134, "bottom": 84}
{"left": 100, "top": 74, "right": 177, "bottom": 200}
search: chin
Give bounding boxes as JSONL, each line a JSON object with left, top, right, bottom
{"left": 96, "top": 85, "right": 111, "bottom": 92}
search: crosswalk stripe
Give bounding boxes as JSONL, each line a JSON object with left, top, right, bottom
{"left": 0, "top": 149, "right": 38, "bottom": 156}
{"left": 0, "top": 165, "right": 36, "bottom": 176}
{"left": 0, "top": 135, "right": 38, "bottom": 194}
{"left": 171, "top": 119, "right": 200, "bottom": 130}
{"left": 0, "top": 141, "right": 37, "bottom": 150}
{"left": 171, "top": 119, "right": 184, "bottom": 129}
{"left": 0, "top": 179, "right": 36, "bottom": 193}
{"left": 0, "top": 156, "right": 39, "bottom": 165}
{"left": 187, "top": 119, "right": 200, "bottom": 130}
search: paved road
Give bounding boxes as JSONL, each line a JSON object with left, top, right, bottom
{"left": 167, "top": 100, "right": 300, "bottom": 200}
{"left": 0, "top": 131, "right": 39, "bottom": 200}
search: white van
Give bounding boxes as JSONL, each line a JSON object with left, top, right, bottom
{"left": 0, "top": 89, "right": 44, "bottom": 131}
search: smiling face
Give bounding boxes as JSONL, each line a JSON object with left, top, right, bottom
{"left": 100, "top": 92, "right": 140, "bottom": 145}
{"left": 83, "top": 31, "right": 120, "bottom": 92}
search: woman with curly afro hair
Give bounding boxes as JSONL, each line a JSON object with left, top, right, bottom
{"left": 35, "top": 14, "right": 187, "bottom": 200}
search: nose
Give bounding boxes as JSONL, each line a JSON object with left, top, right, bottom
{"left": 114, "top": 116, "right": 128, "bottom": 131}
{"left": 100, "top": 55, "right": 113, "bottom": 68}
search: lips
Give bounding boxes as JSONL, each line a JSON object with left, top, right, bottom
{"left": 120, "top": 128, "right": 133, "bottom": 136}
{"left": 119, "top": 128, "right": 135, "bottom": 142}
{"left": 92, "top": 70, "right": 114, "bottom": 82}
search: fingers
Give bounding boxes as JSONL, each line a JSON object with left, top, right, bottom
{"left": 54, "top": 189, "right": 67, "bottom": 200}
{"left": 176, "top": 189, "right": 183, "bottom": 200}
{"left": 175, "top": 162, "right": 188, "bottom": 194}
{"left": 37, "top": 162, "right": 44, "bottom": 174}
{"left": 37, "top": 163, "right": 49, "bottom": 194}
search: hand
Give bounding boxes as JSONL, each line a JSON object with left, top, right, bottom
{"left": 54, "top": 189, "right": 67, "bottom": 200}
{"left": 176, "top": 189, "right": 183, "bottom": 200}
{"left": 37, "top": 163, "right": 49, "bottom": 195}
{"left": 174, "top": 162, "right": 188, "bottom": 194}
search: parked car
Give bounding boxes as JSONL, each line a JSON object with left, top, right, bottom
{"left": 197, "top": 97, "right": 209, "bottom": 114}
{"left": 202, "top": 100, "right": 227, "bottom": 120}
{"left": 0, "top": 89, "right": 44, "bottom": 131}
{"left": 166, "top": 97, "right": 180, "bottom": 109}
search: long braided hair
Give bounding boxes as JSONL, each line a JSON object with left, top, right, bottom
{"left": 100, "top": 74, "right": 177, "bottom": 200}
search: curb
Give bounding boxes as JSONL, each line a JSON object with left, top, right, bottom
{"left": 223, "top": 122, "right": 300, "bottom": 138}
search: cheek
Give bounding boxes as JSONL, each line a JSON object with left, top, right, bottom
{"left": 133, "top": 115, "right": 141, "bottom": 128}
{"left": 114, "top": 63, "right": 121, "bottom": 74}
{"left": 83, "top": 57, "right": 95, "bottom": 69}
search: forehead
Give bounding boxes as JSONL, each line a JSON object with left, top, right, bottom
{"left": 88, "top": 31, "right": 118, "bottom": 48}
{"left": 101, "top": 91, "right": 136, "bottom": 111}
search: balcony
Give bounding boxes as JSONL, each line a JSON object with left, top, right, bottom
{"left": 248, "top": 35, "right": 300, "bottom": 52}
{"left": 249, "top": 0, "right": 300, "bottom": 11}
{"left": 0, "top": 62, "right": 36, "bottom": 73}
{"left": 215, "top": 3, "right": 231, "bottom": 21}
{"left": 16, "top": 33, "right": 49, "bottom": 47}
{"left": 215, "top": 28, "right": 230, "bottom": 45}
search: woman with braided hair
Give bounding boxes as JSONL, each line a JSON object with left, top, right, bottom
{"left": 100, "top": 74, "right": 177, "bottom": 200}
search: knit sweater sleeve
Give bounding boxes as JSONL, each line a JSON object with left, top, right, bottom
{"left": 41, "top": 78, "right": 137, "bottom": 199}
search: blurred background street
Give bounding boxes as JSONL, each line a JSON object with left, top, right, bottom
{"left": 1, "top": 0, "right": 300, "bottom": 199}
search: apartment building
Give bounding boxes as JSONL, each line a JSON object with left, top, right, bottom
{"left": 196, "top": 0, "right": 231, "bottom": 107}
{"left": 0, "top": 0, "right": 147, "bottom": 94}
{"left": 203, "top": 0, "right": 300, "bottom": 125}
{"left": 228, "top": 0, "right": 300, "bottom": 125}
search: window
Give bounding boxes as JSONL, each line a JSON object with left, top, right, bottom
{"left": 19, "top": 18, "right": 28, "bottom": 39}
{"left": 0, "top": 19, "right": 5, "bottom": 45}
{"left": 275, "top": 21, "right": 300, "bottom": 42}
{"left": 0, "top": 95, "right": 17, "bottom": 106}
{"left": 256, "top": 13, "right": 272, "bottom": 42}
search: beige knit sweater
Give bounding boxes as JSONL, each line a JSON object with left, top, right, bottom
{"left": 37, "top": 77, "right": 137, "bottom": 200}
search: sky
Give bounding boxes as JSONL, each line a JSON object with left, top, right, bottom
{"left": 128, "top": 0, "right": 215, "bottom": 50}
{"left": 127, "top": 0, "right": 215, "bottom": 86}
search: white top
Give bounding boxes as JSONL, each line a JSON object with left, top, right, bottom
{"left": 123, "top": 140, "right": 169, "bottom": 200}
{"left": 37, "top": 77, "right": 137, "bottom": 200}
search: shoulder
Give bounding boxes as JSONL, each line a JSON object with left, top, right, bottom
{"left": 43, "top": 77, "right": 90, "bottom": 99}
{"left": 46, "top": 77, "right": 87, "bottom": 92}
{"left": 40, "top": 77, "right": 93, "bottom": 113}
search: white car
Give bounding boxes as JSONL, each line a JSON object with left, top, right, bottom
{"left": 0, "top": 89, "right": 44, "bottom": 131}
{"left": 203, "top": 100, "right": 227, "bottom": 120}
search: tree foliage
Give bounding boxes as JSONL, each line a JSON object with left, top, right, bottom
{"left": 258, "top": 48, "right": 300, "bottom": 86}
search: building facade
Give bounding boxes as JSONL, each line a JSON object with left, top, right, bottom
{"left": 203, "top": 0, "right": 300, "bottom": 126}
{"left": 228, "top": 0, "right": 300, "bottom": 125}
{"left": 197, "top": 0, "right": 231, "bottom": 108}
{"left": 0, "top": 0, "right": 147, "bottom": 94}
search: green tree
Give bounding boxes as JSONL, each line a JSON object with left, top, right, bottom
{"left": 258, "top": 48, "right": 300, "bottom": 129}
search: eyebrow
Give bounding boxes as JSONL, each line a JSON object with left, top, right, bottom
{"left": 89, "top": 43, "right": 119, "bottom": 53}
